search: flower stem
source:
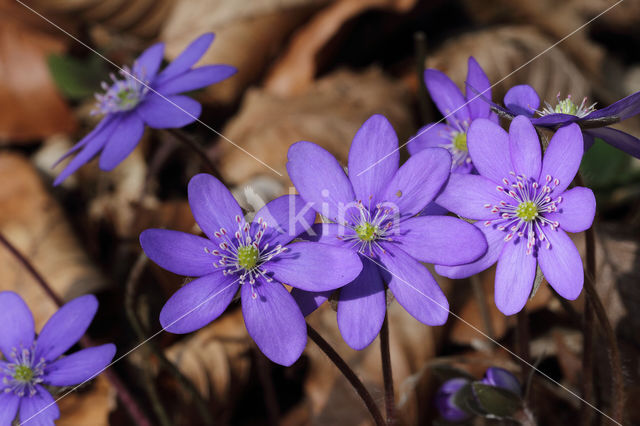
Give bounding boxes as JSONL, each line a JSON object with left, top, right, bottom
{"left": 380, "top": 313, "right": 396, "bottom": 425}
{"left": 470, "top": 275, "right": 495, "bottom": 341}
{"left": 306, "top": 323, "right": 385, "bottom": 426}
{"left": 0, "top": 232, "right": 153, "bottom": 426}
{"left": 164, "top": 128, "right": 224, "bottom": 182}
{"left": 581, "top": 293, "right": 595, "bottom": 426}
{"left": 516, "top": 311, "right": 530, "bottom": 391}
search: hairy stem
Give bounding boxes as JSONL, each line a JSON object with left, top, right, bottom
{"left": 380, "top": 313, "right": 396, "bottom": 425}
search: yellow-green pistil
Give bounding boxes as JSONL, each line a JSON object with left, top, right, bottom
{"left": 237, "top": 245, "right": 259, "bottom": 269}
{"left": 13, "top": 365, "right": 35, "bottom": 383}
{"left": 554, "top": 98, "right": 579, "bottom": 115}
{"left": 355, "top": 222, "right": 378, "bottom": 241}
{"left": 515, "top": 201, "right": 538, "bottom": 222}
{"left": 452, "top": 132, "right": 468, "bottom": 151}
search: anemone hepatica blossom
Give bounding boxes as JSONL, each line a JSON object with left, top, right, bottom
{"left": 0, "top": 292, "right": 115, "bottom": 425}
{"left": 435, "top": 116, "right": 596, "bottom": 315}
{"left": 491, "top": 84, "right": 640, "bottom": 158}
{"left": 53, "top": 33, "right": 236, "bottom": 185}
{"left": 286, "top": 114, "right": 487, "bottom": 350}
{"left": 140, "top": 174, "right": 362, "bottom": 366}
{"left": 408, "top": 57, "right": 498, "bottom": 173}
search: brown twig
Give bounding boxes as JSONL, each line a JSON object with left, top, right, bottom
{"left": 380, "top": 313, "right": 395, "bottom": 425}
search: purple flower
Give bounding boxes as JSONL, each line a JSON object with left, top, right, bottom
{"left": 480, "top": 367, "right": 521, "bottom": 396}
{"left": 140, "top": 174, "right": 362, "bottom": 366}
{"left": 54, "top": 33, "right": 236, "bottom": 185}
{"left": 286, "top": 114, "right": 487, "bottom": 350}
{"left": 492, "top": 84, "right": 640, "bottom": 158}
{"left": 408, "top": 57, "right": 498, "bottom": 173}
{"left": 0, "top": 292, "right": 115, "bottom": 425}
{"left": 435, "top": 116, "right": 596, "bottom": 315}
{"left": 436, "top": 378, "right": 472, "bottom": 422}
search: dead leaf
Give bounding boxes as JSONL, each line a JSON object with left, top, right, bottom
{"left": 57, "top": 375, "right": 116, "bottom": 426}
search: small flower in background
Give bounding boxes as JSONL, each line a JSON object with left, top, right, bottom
{"left": 436, "top": 378, "right": 472, "bottom": 422}
{"left": 140, "top": 173, "right": 363, "bottom": 366}
{"left": 492, "top": 84, "right": 640, "bottom": 158}
{"left": 0, "top": 292, "right": 115, "bottom": 425}
{"left": 435, "top": 115, "right": 596, "bottom": 315}
{"left": 287, "top": 114, "right": 488, "bottom": 351}
{"left": 408, "top": 57, "right": 498, "bottom": 173}
{"left": 53, "top": 33, "right": 237, "bottom": 185}
{"left": 480, "top": 367, "right": 522, "bottom": 397}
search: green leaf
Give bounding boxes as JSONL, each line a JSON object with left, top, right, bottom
{"left": 47, "top": 54, "right": 109, "bottom": 100}
{"left": 452, "top": 383, "right": 485, "bottom": 416}
{"left": 471, "top": 382, "right": 522, "bottom": 419}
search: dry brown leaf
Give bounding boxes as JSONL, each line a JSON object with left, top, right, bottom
{"left": 57, "top": 375, "right": 116, "bottom": 426}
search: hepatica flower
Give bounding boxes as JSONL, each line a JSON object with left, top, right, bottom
{"left": 287, "top": 114, "right": 487, "bottom": 350}
{"left": 408, "top": 57, "right": 498, "bottom": 173}
{"left": 53, "top": 33, "right": 236, "bottom": 185}
{"left": 493, "top": 84, "right": 640, "bottom": 158}
{"left": 435, "top": 116, "right": 596, "bottom": 315}
{"left": 0, "top": 292, "right": 115, "bottom": 425}
{"left": 140, "top": 174, "right": 362, "bottom": 366}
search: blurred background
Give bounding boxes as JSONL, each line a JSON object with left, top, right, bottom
{"left": 0, "top": 0, "right": 639, "bottom": 424}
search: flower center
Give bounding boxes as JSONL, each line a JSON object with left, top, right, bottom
{"left": 2, "top": 346, "right": 46, "bottom": 397}
{"left": 93, "top": 65, "right": 150, "bottom": 115}
{"left": 515, "top": 201, "right": 538, "bottom": 221}
{"left": 452, "top": 132, "right": 467, "bottom": 152}
{"left": 341, "top": 201, "right": 398, "bottom": 255}
{"left": 12, "top": 365, "right": 34, "bottom": 383}
{"left": 355, "top": 222, "right": 378, "bottom": 241}
{"left": 237, "top": 245, "right": 259, "bottom": 270}
{"left": 538, "top": 93, "right": 597, "bottom": 118}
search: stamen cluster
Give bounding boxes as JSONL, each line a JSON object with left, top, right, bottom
{"left": 538, "top": 93, "right": 597, "bottom": 118}
{"left": 341, "top": 201, "right": 398, "bottom": 255}
{"left": 93, "top": 65, "right": 150, "bottom": 115}
{"left": 2, "top": 345, "right": 46, "bottom": 397}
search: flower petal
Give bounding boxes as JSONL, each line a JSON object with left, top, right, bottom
{"left": 98, "top": 113, "right": 145, "bottom": 171}
{"left": 540, "top": 123, "right": 583, "bottom": 195}
{"left": 435, "top": 173, "right": 508, "bottom": 220}
{"left": 18, "top": 386, "right": 59, "bottom": 426}
{"left": 509, "top": 115, "right": 541, "bottom": 180}
{"left": 467, "top": 118, "right": 513, "bottom": 183}
{"left": 424, "top": 69, "right": 470, "bottom": 124}
{"left": 348, "top": 115, "right": 399, "bottom": 205}
{"left": 287, "top": 141, "right": 355, "bottom": 223}
{"left": 159, "top": 271, "right": 239, "bottom": 334}
{"left": 396, "top": 216, "right": 487, "bottom": 266}
{"left": 301, "top": 223, "right": 354, "bottom": 248}
{"left": 494, "top": 239, "right": 536, "bottom": 315}
{"left": 241, "top": 280, "right": 306, "bottom": 366}
{"left": 465, "top": 56, "right": 492, "bottom": 118}
{"left": 381, "top": 147, "right": 451, "bottom": 217}
{"left": 133, "top": 42, "right": 165, "bottom": 80}
{"left": 503, "top": 85, "right": 539, "bottom": 116}
{"left": 140, "top": 229, "right": 215, "bottom": 277}
{"left": 252, "top": 195, "right": 316, "bottom": 247}
{"left": 378, "top": 245, "right": 449, "bottom": 325}
{"left": 265, "top": 242, "right": 362, "bottom": 292}
{"left": 52, "top": 116, "right": 114, "bottom": 168}
{"left": 156, "top": 65, "right": 237, "bottom": 96}
{"left": 155, "top": 33, "right": 215, "bottom": 85}
{"left": 544, "top": 187, "right": 595, "bottom": 233}
{"left": 35, "top": 295, "right": 98, "bottom": 362}
{"left": 482, "top": 367, "right": 521, "bottom": 396}
{"left": 0, "top": 392, "right": 19, "bottom": 426}
{"left": 337, "top": 259, "right": 386, "bottom": 350}
{"left": 407, "top": 123, "right": 452, "bottom": 155}
{"left": 530, "top": 114, "right": 579, "bottom": 127}
{"left": 584, "top": 90, "right": 640, "bottom": 122}
{"left": 538, "top": 229, "right": 583, "bottom": 300}
{"left": 0, "top": 292, "right": 34, "bottom": 359}
{"left": 43, "top": 344, "right": 116, "bottom": 386}
{"left": 290, "top": 289, "right": 332, "bottom": 316}
{"left": 584, "top": 127, "right": 640, "bottom": 159}
{"left": 136, "top": 93, "right": 201, "bottom": 129}
{"left": 188, "top": 173, "right": 244, "bottom": 240}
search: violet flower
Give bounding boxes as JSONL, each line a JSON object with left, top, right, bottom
{"left": 436, "top": 378, "right": 472, "bottom": 422}
{"left": 140, "top": 174, "right": 362, "bottom": 366}
{"left": 408, "top": 57, "right": 498, "bottom": 173}
{"left": 54, "top": 33, "right": 236, "bottom": 185}
{"left": 0, "top": 292, "right": 115, "bottom": 425}
{"left": 435, "top": 116, "right": 596, "bottom": 315}
{"left": 480, "top": 367, "right": 521, "bottom": 397}
{"left": 287, "top": 114, "right": 487, "bottom": 350}
{"left": 491, "top": 84, "right": 640, "bottom": 158}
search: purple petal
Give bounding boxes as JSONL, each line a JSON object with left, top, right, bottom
{"left": 35, "top": 295, "right": 98, "bottom": 362}
{"left": 467, "top": 118, "right": 513, "bottom": 183}
{"left": 504, "top": 85, "right": 539, "bottom": 116}
{"left": 156, "top": 65, "right": 237, "bottom": 96}
{"left": 188, "top": 173, "right": 244, "bottom": 240}
{"left": 537, "top": 229, "right": 583, "bottom": 300}
{"left": 424, "top": 69, "right": 470, "bottom": 124}
{"left": 18, "top": 386, "right": 59, "bottom": 426}
{"left": 435, "top": 173, "right": 508, "bottom": 220}
{"left": 0, "top": 292, "right": 34, "bottom": 359}
{"left": 136, "top": 93, "right": 201, "bottom": 129}
{"left": 465, "top": 56, "right": 491, "bottom": 119}
{"left": 301, "top": 223, "right": 354, "bottom": 248}
{"left": 241, "top": 280, "right": 306, "bottom": 366}
{"left": 583, "top": 127, "right": 640, "bottom": 159}
{"left": 155, "top": 33, "right": 215, "bottom": 85}
{"left": 265, "top": 242, "right": 362, "bottom": 292}
{"left": 43, "top": 344, "right": 116, "bottom": 386}
{"left": 530, "top": 114, "right": 579, "bottom": 127}
{"left": 483, "top": 367, "right": 521, "bottom": 396}
{"left": 435, "top": 222, "right": 506, "bottom": 279}
{"left": 407, "top": 123, "right": 452, "bottom": 156}
{"left": 337, "top": 259, "right": 386, "bottom": 350}
{"left": 253, "top": 195, "right": 316, "bottom": 247}
{"left": 540, "top": 123, "right": 583, "bottom": 195}
{"left": 381, "top": 147, "right": 451, "bottom": 217}
{"left": 420, "top": 201, "right": 449, "bottom": 216}
{"left": 159, "top": 271, "right": 239, "bottom": 334}
{"left": 583, "top": 90, "right": 640, "bottom": 122}
{"left": 291, "top": 289, "right": 332, "bottom": 316}
{"left": 396, "top": 216, "right": 487, "bottom": 266}
{"left": 287, "top": 141, "right": 355, "bottom": 223}
{"left": 52, "top": 116, "right": 114, "bottom": 168}
{"left": 545, "top": 187, "right": 595, "bottom": 233}
{"left": 509, "top": 115, "right": 541, "bottom": 180}
{"left": 378, "top": 245, "right": 449, "bottom": 325}
{"left": 140, "top": 229, "right": 215, "bottom": 277}
{"left": 495, "top": 239, "right": 536, "bottom": 315}
{"left": 0, "top": 392, "right": 19, "bottom": 426}
{"left": 133, "top": 42, "right": 165, "bottom": 81}
{"left": 98, "top": 113, "right": 145, "bottom": 171}
{"left": 582, "top": 130, "right": 596, "bottom": 151}
{"left": 436, "top": 378, "right": 471, "bottom": 422}
{"left": 348, "top": 115, "right": 399, "bottom": 205}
